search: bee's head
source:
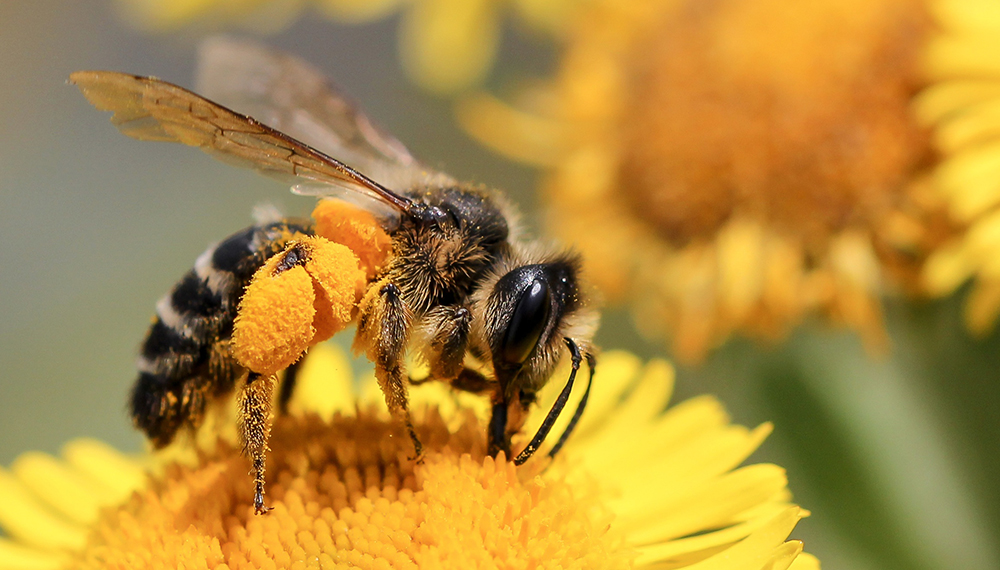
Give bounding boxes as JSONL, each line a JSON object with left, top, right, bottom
{"left": 473, "top": 252, "right": 599, "bottom": 458}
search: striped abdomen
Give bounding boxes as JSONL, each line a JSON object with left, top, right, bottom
{"left": 130, "top": 219, "right": 313, "bottom": 447}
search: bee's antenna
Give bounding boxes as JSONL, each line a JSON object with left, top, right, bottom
{"left": 513, "top": 338, "right": 584, "bottom": 465}
{"left": 547, "top": 352, "right": 594, "bottom": 459}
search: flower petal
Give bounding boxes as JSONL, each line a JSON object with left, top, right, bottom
{"left": 667, "top": 507, "right": 805, "bottom": 570}
{"left": 10, "top": 452, "right": 111, "bottom": 525}
{"left": 631, "top": 502, "right": 792, "bottom": 561}
{"left": 399, "top": 0, "right": 501, "bottom": 93}
{"left": 286, "top": 343, "right": 358, "bottom": 419}
{"left": 579, "top": 394, "right": 728, "bottom": 478}
{"left": 0, "top": 467, "right": 87, "bottom": 551}
{"left": 61, "top": 439, "right": 147, "bottom": 501}
{"left": 0, "top": 538, "right": 66, "bottom": 570}
{"left": 615, "top": 464, "right": 791, "bottom": 542}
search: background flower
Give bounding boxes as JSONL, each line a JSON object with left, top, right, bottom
{"left": 114, "top": 0, "right": 587, "bottom": 94}
{"left": 455, "top": 1, "right": 1000, "bottom": 567}
{"left": 461, "top": 0, "right": 961, "bottom": 362}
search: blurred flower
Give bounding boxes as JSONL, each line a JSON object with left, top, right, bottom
{"left": 0, "top": 344, "right": 817, "bottom": 569}
{"left": 918, "top": 1, "right": 1000, "bottom": 334}
{"left": 115, "top": 0, "right": 586, "bottom": 94}
{"left": 461, "top": 0, "right": 987, "bottom": 362}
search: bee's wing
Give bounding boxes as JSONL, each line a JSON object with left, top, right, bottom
{"left": 195, "top": 37, "right": 454, "bottom": 196}
{"left": 69, "top": 70, "right": 415, "bottom": 219}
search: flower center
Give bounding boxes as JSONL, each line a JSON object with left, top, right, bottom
{"left": 618, "top": 0, "right": 933, "bottom": 248}
{"left": 69, "top": 409, "right": 629, "bottom": 569}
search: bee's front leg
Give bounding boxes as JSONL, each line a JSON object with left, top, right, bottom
{"left": 355, "top": 280, "right": 421, "bottom": 459}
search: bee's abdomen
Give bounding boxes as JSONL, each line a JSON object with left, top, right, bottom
{"left": 130, "top": 219, "right": 313, "bottom": 447}
{"left": 131, "top": 273, "right": 240, "bottom": 447}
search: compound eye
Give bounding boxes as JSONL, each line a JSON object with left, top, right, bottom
{"left": 502, "top": 278, "right": 551, "bottom": 364}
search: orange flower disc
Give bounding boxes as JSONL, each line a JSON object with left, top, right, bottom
{"left": 618, "top": 0, "right": 932, "bottom": 248}
{"left": 68, "top": 411, "right": 629, "bottom": 570}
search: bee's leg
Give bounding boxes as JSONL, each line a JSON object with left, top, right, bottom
{"left": 238, "top": 371, "right": 276, "bottom": 514}
{"left": 488, "top": 399, "right": 511, "bottom": 459}
{"left": 276, "top": 354, "right": 306, "bottom": 415}
{"left": 449, "top": 367, "right": 492, "bottom": 393}
{"left": 208, "top": 339, "right": 243, "bottom": 397}
{"left": 420, "top": 305, "right": 472, "bottom": 382}
{"left": 356, "top": 282, "right": 421, "bottom": 458}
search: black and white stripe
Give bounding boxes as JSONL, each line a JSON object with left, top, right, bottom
{"left": 130, "top": 219, "right": 313, "bottom": 446}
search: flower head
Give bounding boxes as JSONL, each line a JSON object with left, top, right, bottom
{"left": 0, "top": 345, "right": 817, "bottom": 569}
{"left": 461, "top": 0, "right": 981, "bottom": 361}
{"left": 917, "top": 1, "right": 1000, "bottom": 334}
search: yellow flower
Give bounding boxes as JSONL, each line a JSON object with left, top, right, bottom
{"left": 114, "top": 0, "right": 585, "bottom": 94}
{"left": 0, "top": 344, "right": 818, "bottom": 569}
{"left": 460, "top": 0, "right": 1000, "bottom": 361}
{"left": 918, "top": 0, "right": 1000, "bottom": 334}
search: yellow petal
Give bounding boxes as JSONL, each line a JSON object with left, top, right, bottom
{"left": 0, "top": 538, "right": 66, "bottom": 570}
{"left": 568, "top": 349, "right": 644, "bottom": 439}
{"left": 924, "top": 33, "right": 1000, "bottom": 79}
{"left": 0, "top": 467, "right": 87, "bottom": 551}
{"left": 963, "top": 279, "right": 1000, "bottom": 335}
{"left": 287, "top": 343, "right": 358, "bottom": 420}
{"left": 315, "top": 0, "right": 402, "bottom": 23}
{"left": 633, "top": 502, "right": 791, "bottom": 564}
{"left": 935, "top": 140, "right": 1000, "bottom": 220}
{"left": 717, "top": 219, "right": 765, "bottom": 322}
{"left": 61, "top": 439, "right": 146, "bottom": 501}
{"left": 760, "top": 540, "right": 806, "bottom": 570}
{"left": 400, "top": 0, "right": 501, "bottom": 94}
{"left": 923, "top": 238, "right": 975, "bottom": 294}
{"left": 615, "top": 464, "right": 790, "bottom": 539}
{"left": 613, "top": 423, "right": 773, "bottom": 500}
{"left": 575, "top": 360, "right": 676, "bottom": 471}
{"left": 511, "top": 0, "right": 584, "bottom": 35}
{"left": 456, "top": 93, "right": 565, "bottom": 166}
{"left": 580, "top": 395, "right": 729, "bottom": 479}
{"left": 675, "top": 507, "right": 804, "bottom": 570}
{"left": 10, "top": 452, "right": 109, "bottom": 525}
{"left": 927, "top": 0, "right": 1000, "bottom": 34}
{"left": 788, "top": 552, "right": 822, "bottom": 570}
{"left": 913, "top": 79, "right": 1000, "bottom": 126}
{"left": 934, "top": 97, "right": 1000, "bottom": 154}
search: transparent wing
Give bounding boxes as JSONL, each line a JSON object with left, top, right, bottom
{"left": 69, "top": 70, "right": 414, "bottom": 216}
{"left": 195, "top": 37, "right": 454, "bottom": 193}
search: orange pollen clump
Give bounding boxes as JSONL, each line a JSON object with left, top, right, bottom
{"left": 312, "top": 198, "right": 394, "bottom": 280}
{"left": 231, "top": 236, "right": 366, "bottom": 376}
{"left": 618, "top": 0, "right": 934, "bottom": 248}
{"left": 67, "top": 410, "right": 628, "bottom": 569}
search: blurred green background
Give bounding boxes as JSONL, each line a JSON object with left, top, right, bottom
{"left": 1, "top": 2, "right": 998, "bottom": 569}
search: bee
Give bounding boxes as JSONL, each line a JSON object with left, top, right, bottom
{"left": 71, "top": 38, "right": 598, "bottom": 514}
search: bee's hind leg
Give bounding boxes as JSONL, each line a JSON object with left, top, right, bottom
{"left": 276, "top": 355, "right": 306, "bottom": 415}
{"left": 238, "top": 371, "right": 276, "bottom": 514}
